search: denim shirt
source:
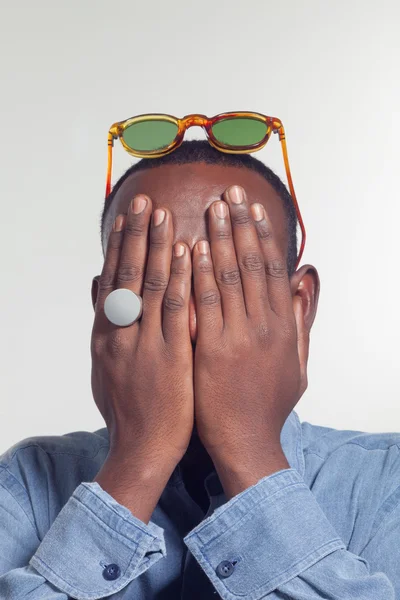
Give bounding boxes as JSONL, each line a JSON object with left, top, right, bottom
{"left": 1, "top": 411, "right": 399, "bottom": 599}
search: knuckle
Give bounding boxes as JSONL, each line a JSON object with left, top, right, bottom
{"left": 257, "top": 321, "right": 272, "bottom": 342}
{"left": 150, "top": 238, "right": 169, "bottom": 252}
{"left": 197, "top": 260, "right": 214, "bottom": 275}
{"left": 225, "top": 336, "right": 250, "bottom": 364}
{"left": 98, "top": 271, "right": 115, "bottom": 291}
{"left": 170, "top": 262, "right": 187, "bottom": 277}
{"left": 90, "top": 330, "right": 127, "bottom": 361}
{"left": 214, "top": 228, "right": 231, "bottom": 242}
{"left": 150, "top": 226, "right": 168, "bottom": 247}
{"left": 265, "top": 259, "right": 287, "bottom": 279}
{"left": 256, "top": 221, "right": 272, "bottom": 241}
{"left": 91, "top": 336, "right": 104, "bottom": 358}
{"left": 144, "top": 270, "right": 169, "bottom": 293}
{"left": 150, "top": 237, "right": 169, "bottom": 251}
{"left": 124, "top": 219, "right": 145, "bottom": 238}
{"left": 163, "top": 292, "right": 185, "bottom": 312}
{"left": 199, "top": 288, "right": 221, "bottom": 307}
{"left": 258, "top": 319, "right": 292, "bottom": 345}
{"left": 217, "top": 266, "right": 241, "bottom": 286}
{"left": 105, "top": 330, "right": 129, "bottom": 358}
{"left": 241, "top": 252, "right": 264, "bottom": 273}
{"left": 116, "top": 263, "right": 143, "bottom": 285}
{"left": 231, "top": 211, "right": 251, "bottom": 226}
{"left": 241, "top": 332, "right": 252, "bottom": 350}
{"left": 107, "top": 234, "right": 123, "bottom": 250}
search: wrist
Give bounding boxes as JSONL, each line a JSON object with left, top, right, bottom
{"left": 212, "top": 444, "right": 290, "bottom": 500}
{"left": 108, "top": 446, "right": 176, "bottom": 476}
{"left": 94, "top": 450, "right": 176, "bottom": 524}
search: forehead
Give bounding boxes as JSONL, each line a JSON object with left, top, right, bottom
{"left": 107, "top": 162, "right": 288, "bottom": 254}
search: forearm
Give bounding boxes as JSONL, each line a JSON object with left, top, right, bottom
{"left": 184, "top": 469, "right": 396, "bottom": 599}
{"left": 0, "top": 463, "right": 167, "bottom": 598}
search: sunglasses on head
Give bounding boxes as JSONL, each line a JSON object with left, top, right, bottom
{"left": 106, "top": 111, "right": 306, "bottom": 268}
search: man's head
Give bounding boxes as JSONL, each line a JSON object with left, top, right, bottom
{"left": 92, "top": 140, "right": 319, "bottom": 345}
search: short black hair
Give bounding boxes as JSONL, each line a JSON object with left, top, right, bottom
{"left": 100, "top": 140, "right": 298, "bottom": 274}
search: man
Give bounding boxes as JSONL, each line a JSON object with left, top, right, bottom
{"left": 0, "top": 140, "right": 399, "bottom": 599}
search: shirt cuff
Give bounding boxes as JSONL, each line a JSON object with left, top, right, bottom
{"left": 184, "top": 468, "right": 345, "bottom": 600}
{"left": 29, "top": 481, "right": 166, "bottom": 600}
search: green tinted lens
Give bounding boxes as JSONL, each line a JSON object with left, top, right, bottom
{"left": 211, "top": 117, "right": 268, "bottom": 146}
{"left": 122, "top": 120, "right": 178, "bottom": 152}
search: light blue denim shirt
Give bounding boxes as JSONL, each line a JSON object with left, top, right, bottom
{"left": 1, "top": 410, "right": 400, "bottom": 599}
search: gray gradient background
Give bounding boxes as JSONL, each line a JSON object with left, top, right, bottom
{"left": 1, "top": 0, "right": 399, "bottom": 451}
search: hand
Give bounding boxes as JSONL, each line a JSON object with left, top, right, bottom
{"left": 192, "top": 185, "right": 308, "bottom": 497}
{"left": 91, "top": 195, "right": 194, "bottom": 477}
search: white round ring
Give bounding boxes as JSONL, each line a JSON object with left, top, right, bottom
{"left": 104, "top": 289, "right": 143, "bottom": 327}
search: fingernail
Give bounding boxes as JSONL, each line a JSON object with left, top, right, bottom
{"left": 198, "top": 240, "right": 209, "bottom": 255}
{"left": 251, "top": 203, "right": 265, "bottom": 221}
{"left": 132, "top": 195, "right": 147, "bottom": 214}
{"left": 228, "top": 185, "right": 243, "bottom": 204}
{"left": 214, "top": 201, "right": 228, "bottom": 219}
{"left": 113, "top": 214, "right": 125, "bottom": 232}
{"left": 153, "top": 209, "right": 166, "bottom": 226}
{"left": 174, "top": 243, "right": 185, "bottom": 257}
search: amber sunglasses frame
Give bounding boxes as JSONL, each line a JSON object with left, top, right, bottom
{"left": 106, "top": 112, "right": 306, "bottom": 268}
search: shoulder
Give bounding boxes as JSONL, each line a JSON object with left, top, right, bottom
{"left": 0, "top": 428, "right": 110, "bottom": 540}
{"left": 301, "top": 419, "right": 400, "bottom": 457}
{"left": 299, "top": 420, "right": 400, "bottom": 549}
{"left": 0, "top": 427, "right": 110, "bottom": 498}
{"left": 301, "top": 419, "right": 400, "bottom": 508}
{"left": 0, "top": 427, "right": 109, "bottom": 468}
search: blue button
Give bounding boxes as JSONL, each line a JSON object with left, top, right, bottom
{"left": 102, "top": 563, "right": 121, "bottom": 581}
{"left": 216, "top": 560, "right": 235, "bottom": 578}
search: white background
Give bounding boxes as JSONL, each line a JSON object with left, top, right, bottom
{"left": 0, "top": 0, "right": 399, "bottom": 451}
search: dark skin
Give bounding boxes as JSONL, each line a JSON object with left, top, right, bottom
{"left": 91, "top": 163, "right": 320, "bottom": 513}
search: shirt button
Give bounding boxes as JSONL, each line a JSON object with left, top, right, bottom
{"left": 216, "top": 560, "right": 235, "bottom": 578}
{"left": 102, "top": 563, "right": 121, "bottom": 581}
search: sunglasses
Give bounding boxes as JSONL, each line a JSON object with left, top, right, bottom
{"left": 106, "top": 112, "right": 306, "bottom": 268}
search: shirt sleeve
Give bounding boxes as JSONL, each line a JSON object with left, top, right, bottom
{"left": 0, "top": 466, "right": 166, "bottom": 600}
{"left": 184, "top": 468, "right": 397, "bottom": 600}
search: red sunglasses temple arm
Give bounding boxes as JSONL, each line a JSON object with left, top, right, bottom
{"left": 106, "top": 132, "right": 114, "bottom": 198}
{"left": 278, "top": 129, "right": 306, "bottom": 270}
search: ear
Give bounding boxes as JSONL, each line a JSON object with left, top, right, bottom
{"left": 289, "top": 265, "right": 320, "bottom": 398}
{"left": 289, "top": 264, "right": 320, "bottom": 333}
{"left": 91, "top": 276, "right": 100, "bottom": 311}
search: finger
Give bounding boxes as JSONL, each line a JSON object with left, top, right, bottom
{"left": 116, "top": 194, "right": 152, "bottom": 297}
{"left": 207, "top": 199, "right": 246, "bottom": 326}
{"left": 162, "top": 241, "right": 192, "bottom": 350}
{"left": 93, "top": 213, "right": 127, "bottom": 331}
{"left": 293, "top": 296, "right": 309, "bottom": 397}
{"left": 140, "top": 207, "right": 174, "bottom": 339}
{"left": 192, "top": 239, "right": 224, "bottom": 342}
{"left": 223, "top": 185, "right": 270, "bottom": 320}
{"left": 249, "top": 201, "right": 292, "bottom": 317}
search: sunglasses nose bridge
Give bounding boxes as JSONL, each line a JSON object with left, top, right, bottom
{"left": 182, "top": 114, "right": 208, "bottom": 129}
